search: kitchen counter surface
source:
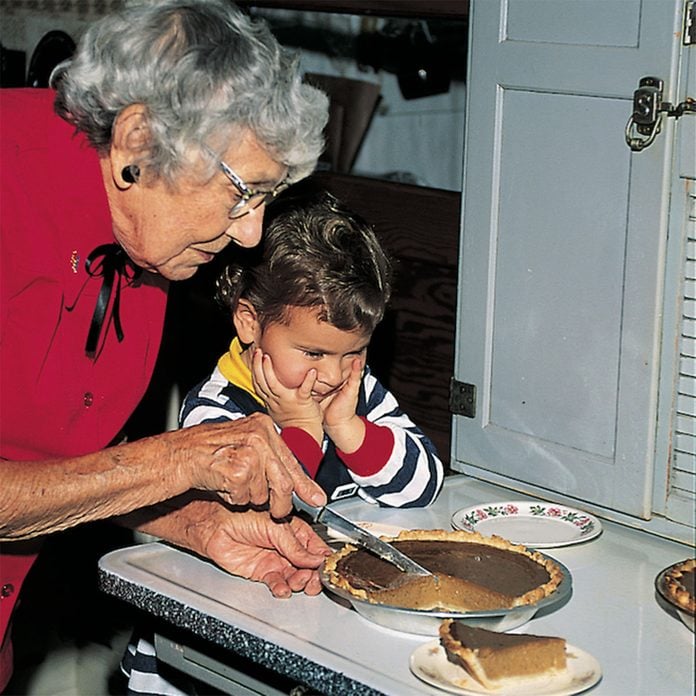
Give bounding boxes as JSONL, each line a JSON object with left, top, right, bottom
{"left": 98, "top": 476, "right": 695, "bottom": 695}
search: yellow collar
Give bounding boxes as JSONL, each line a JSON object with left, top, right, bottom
{"left": 217, "top": 337, "right": 265, "bottom": 406}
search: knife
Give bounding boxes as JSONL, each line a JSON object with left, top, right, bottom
{"left": 292, "top": 493, "right": 433, "bottom": 577}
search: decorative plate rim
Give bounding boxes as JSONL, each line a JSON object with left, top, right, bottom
{"left": 451, "top": 501, "right": 603, "bottom": 548}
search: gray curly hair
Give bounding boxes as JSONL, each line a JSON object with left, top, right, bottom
{"left": 52, "top": 0, "right": 328, "bottom": 184}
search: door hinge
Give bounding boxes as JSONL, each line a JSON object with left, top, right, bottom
{"left": 449, "top": 378, "right": 476, "bottom": 418}
{"left": 684, "top": 1, "right": 695, "bottom": 45}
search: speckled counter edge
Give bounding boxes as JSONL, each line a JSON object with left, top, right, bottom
{"left": 98, "top": 568, "right": 384, "bottom": 696}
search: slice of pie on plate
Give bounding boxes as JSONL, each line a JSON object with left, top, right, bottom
{"left": 439, "top": 620, "right": 567, "bottom": 689}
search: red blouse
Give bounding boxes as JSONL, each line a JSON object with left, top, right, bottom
{"left": 0, "top": 89, "right": 169, "bottom": 688}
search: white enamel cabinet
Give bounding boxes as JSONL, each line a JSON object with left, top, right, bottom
{"left": 451, "top": 0, "right": 695, "bottom": 543}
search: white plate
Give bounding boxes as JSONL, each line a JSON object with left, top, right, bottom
{"left": 451, "top": 502, "right": 602, "bottom": 548}
{"left": 326, "top": 521, "right": 405, "bottom": 543}
{"left": 409, "top": 640, "right": 602, "bottom": 695}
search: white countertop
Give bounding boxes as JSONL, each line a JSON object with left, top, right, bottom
{"left": 99, "top": 476, "right": 695, "bottom": 695}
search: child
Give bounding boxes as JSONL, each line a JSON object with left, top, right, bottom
{"left": 181, "top": 191, "right": 444, "bottom": 507}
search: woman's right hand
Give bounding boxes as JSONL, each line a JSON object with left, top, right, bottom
{"left": 170, "top": 413, "right": 326, "bottom": 518}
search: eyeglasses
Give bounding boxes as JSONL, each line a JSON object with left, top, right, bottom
{"left": 219, "top": 159, "right": 288, "bottom": 219}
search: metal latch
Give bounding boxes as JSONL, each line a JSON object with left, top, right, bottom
{"left": 625, "top": 76, "right": 696, "bottom": 152}
{"left": 684, "top": 1, "right": 695, "bottom": 45}
{"left": 449, "top": 378, "right": 476, "bottom": 418}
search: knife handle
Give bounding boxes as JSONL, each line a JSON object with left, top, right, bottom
{"left": 291, "top": 492, "right": 320, "bottom": 522}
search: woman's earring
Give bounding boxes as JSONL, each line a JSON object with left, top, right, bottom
{"left": 122, "top": 164, "right": 140, "bottom": 184}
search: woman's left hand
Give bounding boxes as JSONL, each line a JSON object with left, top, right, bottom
{"left": 199, "top": 503, "right": 331, "bottom": 597}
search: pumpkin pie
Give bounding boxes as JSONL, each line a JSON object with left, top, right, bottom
{"left": 439, "top": 620, "right": 567, "bottom": 688}
{"left": 322, "top": 529, "right": 563, "bottom": 611}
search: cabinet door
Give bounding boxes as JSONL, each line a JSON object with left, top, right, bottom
{"left": 452, "top": 0, "right": 683, "bottom": 518}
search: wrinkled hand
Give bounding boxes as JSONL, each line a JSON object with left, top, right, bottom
{"left": 251, "top": 349, "right": 324, "bottom": 443}
{"left": 170, "top": 413, "right": 325, "bottom": 518}
{"left": 203, "top": 506, "right": 332, "bottom": 597}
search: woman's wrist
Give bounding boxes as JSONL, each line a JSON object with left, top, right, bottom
{"left": 123, "top": 494, "right": 220, "bottom": 556}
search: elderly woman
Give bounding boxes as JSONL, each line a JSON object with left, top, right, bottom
{"left": 0, "top": 0, "right": 331, "bottom": 690}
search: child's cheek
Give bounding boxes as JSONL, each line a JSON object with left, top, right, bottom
{"left": 286, "top": 363, "right": 315, "bottom": 390}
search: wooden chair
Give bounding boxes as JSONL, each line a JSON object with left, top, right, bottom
{"left": 303, "top": 72, "right": 381, "bottom": 174}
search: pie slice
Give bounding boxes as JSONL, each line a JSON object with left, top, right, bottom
{"left": 439, "top": 620, "right": 567, "bottom": 689}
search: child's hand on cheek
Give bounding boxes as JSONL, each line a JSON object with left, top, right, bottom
{"left": 251, "top": 350, "right": 324, "bottom": 444}
{"left": 321, "top": 358, "right": 364, "bottom": 453}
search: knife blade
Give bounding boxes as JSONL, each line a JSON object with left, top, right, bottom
{"left": 292, "top": 493, "right": 433, "bottom": 577}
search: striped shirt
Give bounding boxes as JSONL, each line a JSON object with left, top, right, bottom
{"left": 180, "top": 338, "right": 444, "bottom": 507}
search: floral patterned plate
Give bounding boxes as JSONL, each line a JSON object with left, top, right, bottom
{"left": 451, "top": 501, "right": 602, "bottom": 548}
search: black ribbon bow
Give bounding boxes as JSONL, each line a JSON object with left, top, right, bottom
{"left": 83, "top": 243, "right": 143, "bottom": 358}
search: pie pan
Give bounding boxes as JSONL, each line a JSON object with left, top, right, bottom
{"left": 655, "top": 561, "right": 695, "bottom": 632}
{"left": 320, "top": 553, "right": 572, "bottom": 636}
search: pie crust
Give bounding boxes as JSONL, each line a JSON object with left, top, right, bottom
{"left": 663, "top": 558, "right": 695, "bottom": 614}
{"left": 322, "top": 529, "right": 563, "bottom": 612}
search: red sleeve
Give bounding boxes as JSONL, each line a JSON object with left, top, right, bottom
{"left": 281, "top": 427, "right": 323, "bottom": 478}
{"left": 337, "top": 417, "right": 394, "bottom": 477}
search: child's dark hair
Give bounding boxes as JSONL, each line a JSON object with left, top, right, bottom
{"left": 216, "top": 191, "right": 392, "bottom": 334}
